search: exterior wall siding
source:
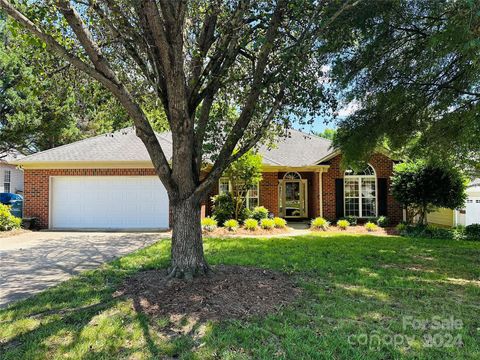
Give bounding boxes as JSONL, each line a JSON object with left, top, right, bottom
{"left": 0, "top": 164, "right": 24, "bottom": 194}
{"left": 321, "top": 153, "right": 403, "bottom": 224}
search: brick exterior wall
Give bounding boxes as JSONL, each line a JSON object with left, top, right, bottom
{"left": 321, "top": 153, "right": 403, "bottom": 224}
{"left": 24, "top": 168, "right": 158, "bottom": 228}
{"left": 259, "top": 172, "right": 279, "bottom": 216}
{"left": 24, "top": 153, "right": 402, "bottom": 228}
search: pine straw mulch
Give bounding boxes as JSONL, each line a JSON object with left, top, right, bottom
{"left": 203, "top": 226, "right": 293, "bottom": 237}
{"left": 116, "top": 265, "right": 301, "bottom": 323}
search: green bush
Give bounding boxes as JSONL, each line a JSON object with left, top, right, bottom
{"left": 251, "top": 206, "right": 269, "bottom": 221}
{"left": 260, "top": 218, "right": 275, "bottom": 230}
{"left": 244, "top": 218, "right": 258, "bottom": 231}
{"left": 273, "top": 217, "right": 287, "bottom": 229}
{"left": 337, "top": 219, "right": 350, "bottom": 230}
{"left": 465, "top": 224, "right": 480, "bottom": 240}
{"left": 343, "top": 216, "right": 358, "bottom": 226}
{"left": 224, "top": 219, "right": 239, "bottom": 231}
{"left": 365, "top": 222, "right": 378, "bottom": 232}
{"left": 0, "top": 204, "right": 21, "bottom": 231}
{"left": 201, "top": 217, "right": 217, "bottom": 232}
{"left": 311, "top": 217, "right": 330, "bottom": 230}
{"left": 376, "top": 216, "right": 389, "bottom": 227}
{"left": 395, "top": 224, "right": 479, "bottom": 241}
{"left": 396, "top": 223, "right": 407, "bottom": 233}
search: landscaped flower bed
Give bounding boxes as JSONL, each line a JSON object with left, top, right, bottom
{"left": 202, "top": 215, "right": 293, "bottom": 236}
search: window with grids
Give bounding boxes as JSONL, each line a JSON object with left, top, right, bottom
{"left": 344, "top": 165, "right": 377, "bottom": 217}
{"left": 3, "top": 170, "right": 11, "bottom": 193}
{"left": 218, "top": 178, "right": 259, "bottom": 209}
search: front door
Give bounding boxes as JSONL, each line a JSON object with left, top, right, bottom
{"left": 279, "top": 179, "right": 308, "bottom": 218}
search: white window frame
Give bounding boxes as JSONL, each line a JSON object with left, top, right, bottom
{"left": 344, "top": 165, "right": 377, "bottom": 218}
{"left": 3, "top": 170, "right": 11, "bottom": 193}
{"left": 218, "top": 178, "right": 260, "bottom": 210}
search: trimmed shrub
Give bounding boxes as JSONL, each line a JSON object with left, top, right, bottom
{"left": 337, "top": 219, "right": 350, "bottom": 230}
{"left": 396, "top": 223, "right": 407, "bottom": 233}
{"left": 376, "top": 216, "right": 389, "bottom": 228}
{"left": 244, "top": 218, "right": 258, "bottom": 231}
{"left": 365, "top": 222, "right": 378, "bottom": 232}
{"left": 251, "top": 206, "right": 269, "bottom": 221}
{"left": 0, "top": 204, "right": 21, "bottom": 231}
{"left": 311, "top": 217, "right": 330, "bottom": 230}
{"left": 224, "top": 219, "right": 239, "bottom": 231}
{"left": 260, "top": 218, "right": 275, "bottom": 230}
{"left": 211, "top": 193, "right": 235, "bottom": 226}
{"left": 273, "top": 217, "right": 287, "bottom": 229}
{"left": 201, "top": 217, "right": 217, "bottom": 232}
{"left": 465, "top": 224, "right": 480, "bottom": 240}
{"left": 343, "top": 216, "right": 358, "bottom": 226}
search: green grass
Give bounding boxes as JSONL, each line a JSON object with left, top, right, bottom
{"left": 1, "top": 234, "right": 479, "bottom": 359}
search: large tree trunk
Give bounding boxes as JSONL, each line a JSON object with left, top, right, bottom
{"left": 168, "top": 196, "right": 209, "bottom": 280}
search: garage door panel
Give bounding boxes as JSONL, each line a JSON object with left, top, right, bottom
{"left": 466, "top": 197, "right": 480, "bottom": 226}
{"left": 51, "top": 176, "right": 169, "bottom": 229}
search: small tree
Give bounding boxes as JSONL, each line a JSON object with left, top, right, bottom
{"left": 223, "top": 151, "right": 262, "bottom": 220}
{"left": 391, "top": 162, "right": 466, "bottom": 224}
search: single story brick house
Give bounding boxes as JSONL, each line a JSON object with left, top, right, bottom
{"left": 13, "top": 128, "right": 403, "bottom": 230}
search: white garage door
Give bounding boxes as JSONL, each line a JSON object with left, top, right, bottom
{"left": 466, "top": 197, "right": 480, "bottom": 226}
{"left": 50, "top": 176, "right": 169, "bottom": 229}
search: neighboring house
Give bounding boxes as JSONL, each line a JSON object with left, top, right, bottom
{"left": 13, "top": 128, "right": 403, "bottom": 230}
{"left": 428, "top": 179, "right": 480, "bottom": 227}
{"left": 0, "top": 150, "right": 24, "bottom": 194}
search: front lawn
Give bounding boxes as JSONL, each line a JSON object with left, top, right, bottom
{"left": 1, "top": 234, "right": 479, "bottom": 359}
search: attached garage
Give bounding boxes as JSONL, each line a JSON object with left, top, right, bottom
{"left": 50, "top": 176, "right": 169, "bottom": 230}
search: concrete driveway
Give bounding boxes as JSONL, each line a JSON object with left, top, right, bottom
{"left": 0, "top": 231, "right": 169, "bottom": 308}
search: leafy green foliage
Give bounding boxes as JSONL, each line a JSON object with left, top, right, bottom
{"left": 211, "top": 193, "right": 236, "bottom": 227}
{"left": 314, "top": 128, "right": 336, "bottom": 140}
{"left": 0, "top": 203, "right": 21, "bottom": 231}
{"left": 201, "top": 217, "right": 217, "bottom": 232}
{"left": 311, "top": 217, "right": 330, "bottom": 230}
{"left": 336, "top": 219, "right": 350, "bottom": 230}
{"left": 223, "top": 219, "right": 239, "bottom": 231}
{"left": 243, "top": 218, "right": 258, "bottom": 231}
{"left": 250, "top": 206, "right": 269, "bottom": 222}
{"left": 376, "top": 216, "right": 389, "bottom": 228}
{"left": 364, "top": 222, "right": 378, "bottom": 232}
{"left": 260, "top": 218, "right": 275, "bottom": 230}
{"left": 391, "top": 162, "right": 466, "bottom": 224}
{"left": 465, "top": 224, "right": 480, "bottom": 240}
{"left": 0, "top": 16, "right": 142, "bottom": 153}
{"left": 326, "top": 1, "right": 480, "bottom": 174}
{"left": 273, "top": 217, "right": 287, "bottom": 229}
{"left": 396, "top": 224, "right": 478, "bottom": 241}
{"left": 223, "top": 151, "right": 263, "bottom": 220}
{"left": 342, "top": 215, "right": 357, "bottom": 226}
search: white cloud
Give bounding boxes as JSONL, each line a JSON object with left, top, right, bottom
{"left": 336, "top": 100, "right": 361, "bottom": 117}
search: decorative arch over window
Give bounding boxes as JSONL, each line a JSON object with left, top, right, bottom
{"left": 344, "top": 164, "right": 377, "bottom": 218}
{"left": 344, "top": 164, "right": 375, "bottom": 176}
{"left": 283, "top": 172, "right": 301, "bottom": 180}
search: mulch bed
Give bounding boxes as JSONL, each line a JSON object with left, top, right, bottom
{"left": 116, "top": 265, "right": 301, "bottom": 322}
{"left": 312, "top": 226, "right": 399, "bottom": 236}
{"left": 204, "top": 227, "right": 293, "bottom": 236}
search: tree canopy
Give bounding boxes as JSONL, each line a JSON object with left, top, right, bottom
{"left": 0, "top": 14, "right": 138, "bottom": 154}
{"left": 326, "top": 0, "right": 480, "bottom": 175}
{"left": 391, "top": 161, "right": 466, "bottom": 224}
{"left": 0, "top": 0, "right": 359, "bottom": 277}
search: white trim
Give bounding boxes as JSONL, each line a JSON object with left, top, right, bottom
{"left": 319, "top": 171, "right": 323, "bottom": 218}
{"left": 344, "top": 164, "right": 378, "bottom": 218}
{"left": 283, "top": 171, "right": 302, "bottom": 180}
{"left": 218, "top": 177, "right": 260, "bottom": 210}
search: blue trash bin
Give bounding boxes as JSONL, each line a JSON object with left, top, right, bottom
{"left": 0, "top": 193, "right": 23, "bottom": 218}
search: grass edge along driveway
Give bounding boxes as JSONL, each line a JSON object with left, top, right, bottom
{"left": 1, "top": 233, "right": 479, "bottom": 359}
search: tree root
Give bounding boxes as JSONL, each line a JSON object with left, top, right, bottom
{"left": 166, "top": 263, "right": 211, "bottom": 281}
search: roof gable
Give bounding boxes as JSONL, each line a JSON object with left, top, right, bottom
{"left": 15, "top": 127, "right": 334, "bottom": 167}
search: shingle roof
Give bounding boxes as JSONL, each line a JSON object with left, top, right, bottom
{"left": 15, "top": 127, "right": 333, "bottom": 167}
{"left": 259, "top": 128, "right": 332, "bottom": 166}
{"left": 0, "top": 150, "right": 25, "bottom": 163}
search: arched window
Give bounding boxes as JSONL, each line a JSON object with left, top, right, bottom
{"left": 344, "top": 165, "right": 377, "bottom": 217}
{"left": 283, "top": 172, "right": 301, "bottom": 180}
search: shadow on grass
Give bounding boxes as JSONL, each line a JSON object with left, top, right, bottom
{"left": 1, "top": 234, "right": 479, "bottom": 359}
